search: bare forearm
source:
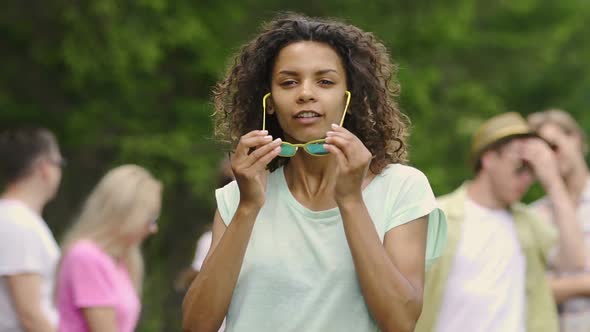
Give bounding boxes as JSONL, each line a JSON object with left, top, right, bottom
{"left": 182, "top": 205, "right": 259, "bottom": 332}
{"left": 6, "top": 275, "right": 56, "bottom": 332}
{"left": 18, "top": 313, "right": 55, "bottom": 332}
{"left": 339, "top": 198, "right": 421, "bottom": 332}
{"left": 549, "top": 274, "right": 590, "bottom": 304}
{"left": 547, "top": 181, "right": 586, "bottom": 270}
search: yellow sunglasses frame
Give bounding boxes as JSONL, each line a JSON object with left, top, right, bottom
{"left": 261, "top": 91, "right": 352, "bottom": 157}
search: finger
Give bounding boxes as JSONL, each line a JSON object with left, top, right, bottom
{"left": 324, "top": 135, "right": 354, "bottom": 158}
{"left": 330, "top": 123, "right": 353, "bottom": 135}
{"left": 235, "top": 131, "right": 271, "bottom": 156}
{"left": 245, "top": 138, "right": 282, "bottom": 168}
{"left": 326, "top": 130, "right": 353, "bottom": 141}
{"left": 251, "top": 145, "right": 282, "bottom": 169}
{"left": 324, "top": 143, "right": 348, "bottom": 167}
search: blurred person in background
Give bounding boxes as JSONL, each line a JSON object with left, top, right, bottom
{"left": 416, "top": 112, "right": 585, "bottom": 332}
{"left": 0, "top": 127, "right": 64, "bottom": 332}
{"left": 528, "top": 109, "right": 590, "bottom": 332}
{"left": 175, "top": 157, "right": 234, "bottom": 332}
{"left": 175, "top": 156, "right": 235, "bottom": 292}
{"left": 182, "top": 13, "right": 446, "bottom": 332}
{"left": 56, "top": 165, "right": 161, "bottom": 332}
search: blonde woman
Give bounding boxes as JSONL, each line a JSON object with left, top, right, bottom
{"left": 56, "top": 165, "right": 162, "bottom": 332}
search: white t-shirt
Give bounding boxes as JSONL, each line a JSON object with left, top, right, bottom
{"left": 0, "top": 199, "right": 60, "bottom": 332}
{"left": 435, "top": 199, "right": 526, "bottom": 332}
{"left": 191, "top": 230, "right": 212, "bottom": 271}
{"left": 215, "top": 164, "right": 447, "bottom": 332}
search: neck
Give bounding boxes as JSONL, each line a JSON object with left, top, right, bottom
{"left": 564, "top": 161, "right": 590, "bottom": 204}
{"left": 90, "top": 235, "right": 130, "bottom": 262}
{"left": 284, "top": 153, "right": 337, "bottom": 197}
{"left": 1, "top": 182, "right": 48, "bottom": 215}
{"left": 466, "top": 175, "right": 507, "bottom": 210}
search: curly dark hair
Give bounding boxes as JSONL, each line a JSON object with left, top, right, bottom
{"left": 213, "top": 13, "right": 409, "bottom": 174}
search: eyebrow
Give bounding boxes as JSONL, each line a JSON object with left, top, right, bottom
{"left": 277, "top": 69, "right": 339, "bottom": 76}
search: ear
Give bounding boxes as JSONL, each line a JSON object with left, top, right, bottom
{"left": 267, "top": 99, "right": 275, "bottom": 115}
{"left": 480, "top": 150, "right": 496, "bottom": 172}
{"left": 263, "top": 93, "right": 274, "bottom": 115}
{"left": 36, "top": 159, "right": 51, "bottom": 181}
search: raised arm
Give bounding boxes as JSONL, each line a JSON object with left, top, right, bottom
{"left": 523, "top": 138, "right": 585, "bottom": 270}
{"left": 182, "top": 130, "right": 282, "bottom": 332}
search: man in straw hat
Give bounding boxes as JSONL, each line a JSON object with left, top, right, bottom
{"left": 415, "top": 112, "right": 585, "bottom": 332}
{"left": 528, "top": 109, "right": 590, "bottom": 332}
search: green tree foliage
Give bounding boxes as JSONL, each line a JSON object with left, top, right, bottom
{"left": 1, "top": 0, "right": 589, "bottom": 330}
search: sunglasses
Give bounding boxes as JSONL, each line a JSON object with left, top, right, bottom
{"left": 262, "top": 91, "right": 351, "bottom": 157}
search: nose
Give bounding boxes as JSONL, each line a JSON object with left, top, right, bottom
{"left": 297, "top": 81, "right": 316, "bottom": 103}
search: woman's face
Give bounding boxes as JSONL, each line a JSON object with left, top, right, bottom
{"left": 270, "top": 41, "right": 349, "bottom": 143}
{"left": 127, "top": 187, "right": 161, "bottom": 245}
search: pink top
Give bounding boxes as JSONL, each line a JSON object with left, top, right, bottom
{"left": 57, "top": 240, "right": 140, "bottom": 332}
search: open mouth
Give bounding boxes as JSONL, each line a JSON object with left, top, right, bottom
{"left": 294, "top": 111, "right": 321, "bottom": 119}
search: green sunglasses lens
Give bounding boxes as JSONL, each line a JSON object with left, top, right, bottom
{"left": 305, "top": 142, "right": 328, "bottom": 155}
{"left": 279, "top": 144, "right": 297, "bottom": 157}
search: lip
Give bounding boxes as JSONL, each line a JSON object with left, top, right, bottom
{"left": 292, "top": 110, "right": 323, "bottom": 125}
{"left": 293, "top": 110, "right": 322, "bottom": 118}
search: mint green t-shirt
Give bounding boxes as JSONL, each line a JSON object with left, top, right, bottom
{"left": 215, "top": 164, "right": 447, "bottom": 332}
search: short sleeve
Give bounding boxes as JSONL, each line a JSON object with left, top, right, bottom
{"left": 386, "top": 168, "right": 447, "bottom": 270}
{"left": 0, "top": 220, "right": 44, "bottom": 275}
{"left": 215, "top": 180, "right": 240, "bottom": 226}
{"left": 61, "top": 242, "right": 118, "bottom": 308}
{"left": 191, "top": 231, "right": 212, "bottom": 271}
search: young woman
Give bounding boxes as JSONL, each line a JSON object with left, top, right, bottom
{"left": 182, "top": 13, "right": 446, "bottom": 332}
{"left": 56, "top": 165, "right": 162, "bottom": 332}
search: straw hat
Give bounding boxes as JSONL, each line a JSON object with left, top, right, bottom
{"left": 470, "top": 112, "right": 536, "bottom": 168}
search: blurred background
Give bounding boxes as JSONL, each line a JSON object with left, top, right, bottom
{"left": 2, "top": 0, "right": 589, "bottom": 330}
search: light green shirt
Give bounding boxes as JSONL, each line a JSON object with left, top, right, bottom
{"left": 415, "top": 184, "right": 559, "bottom": 332}
{"left": 215, "top": 164, "right": 446, "bottom": 332}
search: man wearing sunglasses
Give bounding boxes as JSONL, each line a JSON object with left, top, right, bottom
{"left": 416, "top": 112, "right": 584, "bottom": 332}
{"left": 0, "top": 127, "right": 64, "bottom": 332}
{"left": 528, "top": 109, "right": 590, "bottom": 332}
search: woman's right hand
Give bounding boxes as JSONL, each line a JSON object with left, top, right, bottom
{"left": 231, "top": 130, "right": 282, "bottom": 209}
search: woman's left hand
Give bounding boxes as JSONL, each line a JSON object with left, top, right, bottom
{"left": 324, "top": 123, "right": 372, "bottom": 204}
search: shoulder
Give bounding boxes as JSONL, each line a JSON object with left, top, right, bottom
{"left": 370, "top": 164, "right": 435, "bottom": 209}
{"left": 378, "top": 163, "right": 428, "bottom": 182}
{"left": 512, "top": 202, "right": 554, "bottom": 231}
{"left": 528, "top": 196, "right": 552, "bottom": 219}
{"left": 512, "top": 201, "right": 539, "bottom": 218}
{"left": 0, "top": 200, "right": 40, "bottom": 231}
{"left": 63, "top": 240, "right": 111, "bottom": 266}
{"left": 436, "top": 185, "right": 465, "bottom": 208}
{"left": 0, "top": 203, "right": 43, "bottom": 243}
{"left": 436, "top": 192, "right": 456, "bottom": 209}
{"left": 373, "top": 164, "right": 430, "bottom": 195}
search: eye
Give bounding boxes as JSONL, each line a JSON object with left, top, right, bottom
{"left": 279, "top": 80, "right": 297, "bottom": 87}
{"left": 318, "top": 79, "right": 334, "bottom": 86}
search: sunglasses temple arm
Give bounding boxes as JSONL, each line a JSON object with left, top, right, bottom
{"left": 339, "top": 91, "right": 352, "bottom": 127}
{"left": 262, "top": 93, "right": 271, "bottom": 131}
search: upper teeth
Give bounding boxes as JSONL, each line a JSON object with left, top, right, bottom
{"left": 297, "top": 112, "right": 319, "bottom": 118}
